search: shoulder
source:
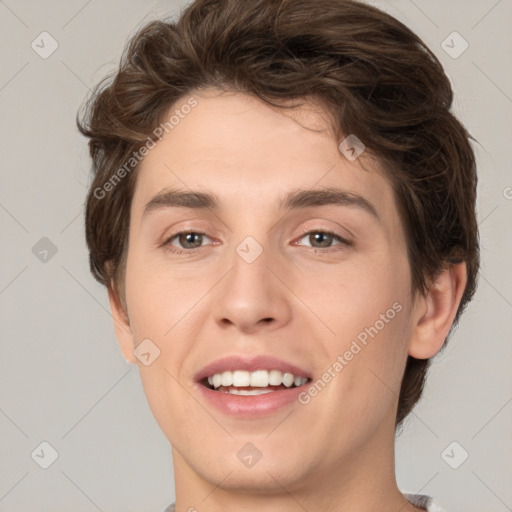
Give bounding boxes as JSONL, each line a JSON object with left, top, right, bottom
{"left": 164, "top": 497, "right": 447, "bottom": 512}
{"left": 404, "top": 493, "right": 447, "bottom": 512}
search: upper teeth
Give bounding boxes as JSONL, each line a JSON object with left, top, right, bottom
{"left": 207, "top": 369, "right": 308, "bottom": 389}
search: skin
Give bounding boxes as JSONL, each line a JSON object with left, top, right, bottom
{"left": 108, "top": 89, "right": 467, "bottom": 512}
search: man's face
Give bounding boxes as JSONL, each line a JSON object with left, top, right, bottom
{"left": 117, "top": 90, "right": 418, "bottom": 492}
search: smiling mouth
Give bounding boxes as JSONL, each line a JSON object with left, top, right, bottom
{"left": 201, "top": 369, "right": 311, "bottom": 395}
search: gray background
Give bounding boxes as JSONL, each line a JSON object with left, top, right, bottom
{"left": 0, "top": 0, "right": 511, "bottom": 511}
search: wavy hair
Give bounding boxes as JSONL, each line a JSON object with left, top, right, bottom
{"left": 78, "top": 0, "right": 479, "bottom": 427}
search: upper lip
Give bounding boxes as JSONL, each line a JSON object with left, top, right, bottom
{"left": 194, "top": 354, "right": 312, "bottom": 382}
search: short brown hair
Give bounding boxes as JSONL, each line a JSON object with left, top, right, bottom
{"left": 78, "top": 0, "right": 479, "bottom": 427}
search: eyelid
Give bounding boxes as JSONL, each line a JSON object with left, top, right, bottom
{"left": 161, "top": 226, "right": 353, "bottom": 254}
{"left": 293, "top": 227, "right": 353, "bottom": 248}
{"left": 162, "top": 230, "right": 213, "bottom": 249}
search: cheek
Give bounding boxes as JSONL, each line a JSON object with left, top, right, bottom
{"left": 316, "top": 309, "right": 412, "bottom": 437}
{"left": 301, "top": 249, "right": 409, "bottom": 333}
{"left": 305, "top": 250, "right": 412, "bottom": 398}
{"left": 337, "top": 292, "right": 413, "bottom": 418}
{"left": 124, "top": 248, "right": 202, "bottom": 337}
{"left": 123, "top": 251, "right": 209, "bottom": 397}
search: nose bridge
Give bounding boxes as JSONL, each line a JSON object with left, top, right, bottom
{"left": 212, "top": 232, "right": 291, "bottom": 331}
{"left": 231, "top": 234, "right": 271, "bottom": 292}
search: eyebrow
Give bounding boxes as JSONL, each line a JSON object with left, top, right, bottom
{"left": 281, "top": 187, "right": 379, "bottom": 220}
{"left": 143, "top": 187, "right": 379, "bottom": 221}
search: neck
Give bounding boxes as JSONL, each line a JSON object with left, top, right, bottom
{"left": 170, "top": 412, "right": 422, "bottom": 512}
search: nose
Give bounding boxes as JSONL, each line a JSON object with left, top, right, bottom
{"left": 212, "top": 240, "right": 292, "bottom": 334}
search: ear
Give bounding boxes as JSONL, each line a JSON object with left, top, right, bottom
{"left": 408, "top": 262, "right": 467, "bottom": 359}
{"left": 107, "top": 283, "right": 137, "bottom": 364}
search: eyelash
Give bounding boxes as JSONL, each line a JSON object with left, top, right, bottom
{"left": 162, "top": 229, "right": 352, "bottom": 255}
{"left": 294, "top": 227, "right": 352, "bottom": 253}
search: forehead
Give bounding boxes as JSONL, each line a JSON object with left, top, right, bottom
{"left": 132, "top": 90, "right": 399, "bottom": 227}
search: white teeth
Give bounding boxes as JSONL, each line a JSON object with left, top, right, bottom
{"left": 232, "top": 370, "right": 250, "bottom": 386}
{"left": 221, "top": 371, "right": 233, "bottom": 387}
{"left": 206, "top": 369, "right": 308, "bottom": 390}
{"left": 268, "top": 369, "right": 282, "bottom": 386}
{"left": 250, "top": 369, "right": 269, "bottom": 387}
{"left": 226, "top": 388, "right": 275, "bottom": 395}
{"left": 282, "top": 372, "right": 294, "bottom": 387}
{"left": 212, "top": 373, "right": 222, "bottom": 389}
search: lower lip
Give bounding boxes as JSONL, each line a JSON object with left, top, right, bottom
{"left": 195, "top": 383, "right": 306, "bottom": 417}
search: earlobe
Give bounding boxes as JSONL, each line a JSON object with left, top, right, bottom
{"left": 107, "top": 283, "right": 137, "bottom": 364}
{"left": 408, "top": 262, "right": 467, "bottom": 360}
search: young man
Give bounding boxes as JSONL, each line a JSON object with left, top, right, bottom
{"left": 78, "top": 0, "right": 479, "bottom": 510}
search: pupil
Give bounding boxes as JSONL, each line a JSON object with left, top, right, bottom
{"left": 180, "top": 233, "right": 201, "bottom": 248}
{"left": 178, "top": 232, "right": 333, "bottom": 249}
{"left": 311, "top": 232, "right": 332, "bottom": 248}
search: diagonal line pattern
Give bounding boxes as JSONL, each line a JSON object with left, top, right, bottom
{"left": 0, "top": 265, "right": 28, "bottom": 296}
{"left": 200, "top": 471, "right": 234, "bottom": 503}
{"left": 0, "top": 202, "right": 29, "bottom": 233}
{"left": 163, "top": 267, "right": 233, "bottom": 336}
{"left": 61, "top": 0, "right": 93, "bottom": 29}
{"left": 407, "top": 0, "right": 439, "bottom": 28}
{"left": 472, "top": 61, "right": 512, "bottom": 104}
{"left": 471, "top": 0, "right": 502, "bottom": 30}
{"left": 61, "top": 60, "right": 92, "bottom": 92}
{"left": 480, "top": 273, "right": 512, "bottom": 310}
{"left": 0, "top": 62, "right": 29, "bottom": 93}
{"left": 60, "top": 206, "right": 84, "bottom": 233}
{"left": 472, "top": 395, "right": 512, "bottom": 439}
{"left": 170, "top": 441, "right": 234, "bottom": 506}
{"left": 410, "top": 413, "right": 439, "bottom": 439}
{"left": 0, "top": 0, "right": 29, "bottom": 28}
{"left": 265, "top": 410, "right": 294, "bottom": 438}
{"left": 413, "top": 472, "right": 439, "bottom": 496}
{"left": 61, "top": 470, "right": 104, "bottom": 511}
{"left": 61, "top": 368, "right": 132, "bottom": 439}
{"left": 163, "top": 368, "right": 234, "bottom": 438}
{"left": 0, "top": 472, "right": 29, "bottom": 502}
{"left": 60, "top": 265, "right": 132, "bottom": 336}
{"left": 398, "top": 472, "right": 439, "bottom": 512}
{"left": 0, "top": 408, "right": 29, "bottom": 438}
{"left": 478, "top": 204, "right": 499, "bottom": 226}
{"left": 368, "top": 368, "right": 399, "bottom": 398}
{"left": 266, "top": 471, "right": 309, "bottom": 512}
{"left": 472, "top": 471, "right": 512, "bottom": 510}
{"left": 265, "top": 265, "right": 336, "bottom": 335}
{"left": 368, "top": 368, "right": 439, "bottom": 438}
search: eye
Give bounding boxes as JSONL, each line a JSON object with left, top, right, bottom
{"left": 162, "top": 229, "right": 351, "bottom": 254}
{"left": 164, "top": 231, "right": 212, "bottom": 252}
{"left": 295, "top": 230, "right": 351, "bottom": 250}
